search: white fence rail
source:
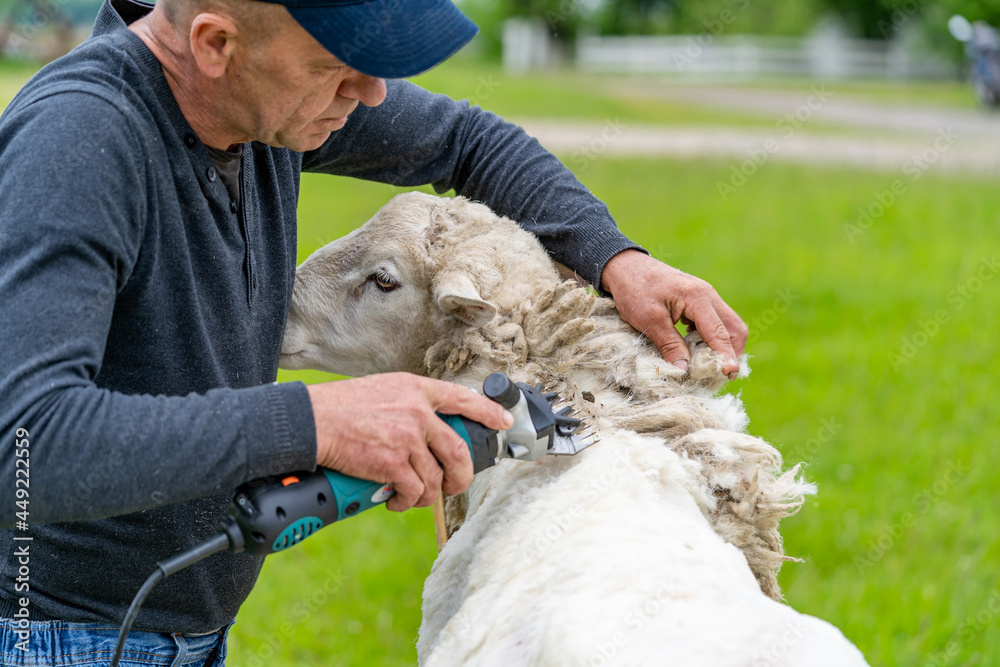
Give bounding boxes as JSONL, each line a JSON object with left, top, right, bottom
{"left": 501, "top": 19, "right": 957, "bottom": 79}
{"left": 576, "top": 34, "right": 955, "bottom": 79}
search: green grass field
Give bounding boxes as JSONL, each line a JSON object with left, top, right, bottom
{"left": 253, "top": 158, "right": 999, "bottom": 667}
{"left": 2, "top": 57, "right": 997, "bottom": 666}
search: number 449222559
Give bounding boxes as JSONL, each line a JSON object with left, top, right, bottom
{"left": 15, "top": 428, "right": 29, "bottom": 525}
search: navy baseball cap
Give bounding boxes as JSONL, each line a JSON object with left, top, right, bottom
{"left": 259, "top": 0, "right": 479, "bottom": 79}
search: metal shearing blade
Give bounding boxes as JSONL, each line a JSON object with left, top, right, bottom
{"left": 550, "top": 433, "right": 598, "bottom": 456}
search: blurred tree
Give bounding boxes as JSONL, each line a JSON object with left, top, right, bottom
{"left": 935, "top": 0, "right": 1000, "bottom": 23}
{"left": 655, "top": 0, "right": 825, "bottom": 36}
{"left": 594, "top": 0, "right": 674, "bottom": 35}
{"left": 817, "top": 0, "right": 1000, "bottom": 38}
{"left": 822, "top": 0, "right": 897, "bottom": 38}
{"left": 454, "top": 0, "right": 1000, "bottom": 61}
{"left": 462, "top": 0, "right": 847, "bottom": 40}
{"left": 455, "top": 0, "right": 588, "bottom": 57}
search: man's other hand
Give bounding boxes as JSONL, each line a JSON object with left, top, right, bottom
{"left": 306, "top": 374, "right": 514, "bottom": 512}
{"left": 601, "top": 249, "right": 748, "bottom": 379}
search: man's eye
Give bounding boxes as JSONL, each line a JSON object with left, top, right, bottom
{"left": 370, "top": 271, "right": 399, "bottom": 292}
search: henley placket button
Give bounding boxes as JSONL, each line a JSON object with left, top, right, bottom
{"left": 207, "top": 166, "right": 218, "bottom": 182}
{"left": 184, "top": 133, "right": 197, "bottom": 147}
{"left": 230, "top": 200, "right": 238, "bottom": 214}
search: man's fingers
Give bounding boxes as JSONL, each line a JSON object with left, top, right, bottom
{"left": 425, "top": 414, "right": 474, "bottom": 496}
{"left": 686, "top": 301, "right": 740, "bottom": 376}
{"left": 407, "top": 448, "right": 445, "bottom": 508}
{"left": 309, "top": 373, "right": 515, "bottom": 514}
{"left": 385, "top": 466, "right": 424, "bottom": 512}
{"left": 389, "top": 411, "right": 475, "bottom": 510}
{"left": 713, "top": 296, "right": 749, "bottom": 358}
{"left": 645, "top": 318, "right": 692, "bottom": 373}
{"left": 601, "top": 250, "right": 747, "bottom": 380}
{"left": 422, "top": 377, "right": 514, "bottom": 431}
{"left": 384, "top": 423, "right": 458, "bottom": 511}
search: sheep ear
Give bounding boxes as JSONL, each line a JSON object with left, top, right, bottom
{"left": 435, "top": 273, "right": 497, "bottom": 327}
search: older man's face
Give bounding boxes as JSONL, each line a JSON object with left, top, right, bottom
{"left": 234, "top": 9, "right": 387, "bottom": 152}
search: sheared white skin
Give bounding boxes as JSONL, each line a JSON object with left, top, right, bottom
{"left": 419, "top": 431, "right": 864, "bottom": 667}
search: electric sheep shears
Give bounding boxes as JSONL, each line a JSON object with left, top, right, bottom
{"left": 229, "top": 372, "right": 593, "bottom": 553}
{"left": 109, "top": 372, "right": 594, "bottom": 667}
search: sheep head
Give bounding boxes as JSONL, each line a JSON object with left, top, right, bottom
{"left": 280, "top": 191, "right": 559, "bottom": 377}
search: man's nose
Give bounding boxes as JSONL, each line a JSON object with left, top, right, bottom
{"left": 340, "top": 72, "right": 387, "bottom": 108}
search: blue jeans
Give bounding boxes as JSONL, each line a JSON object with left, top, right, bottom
{"left": 0, "top": 618, "right": 231, "bottom": 666}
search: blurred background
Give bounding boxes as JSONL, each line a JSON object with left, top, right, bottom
{"left": 2, "top": 0, "right": 998, "bottom": 665}
{"left": 3, "top": 0, "right": 1000, "bottom": 70}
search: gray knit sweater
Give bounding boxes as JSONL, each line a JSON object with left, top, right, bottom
{"left": 0, "top": 0, "right": 640, "bottom": 633}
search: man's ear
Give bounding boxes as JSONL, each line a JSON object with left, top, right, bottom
{"left": 434, "top": 273, "right": 497, "bottom": 327}
{"left": 189, "top": 13, "right": 238, "bottom": 78}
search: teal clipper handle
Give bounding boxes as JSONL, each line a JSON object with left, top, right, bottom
{"left": 227, "top": 412, "right": 500, "bottom": 555}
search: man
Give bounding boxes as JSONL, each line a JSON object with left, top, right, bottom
{"left": 0, "top": 0, "right": 747, "bottom": 663}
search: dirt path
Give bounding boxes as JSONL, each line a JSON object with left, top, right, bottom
{"left": 516, "top": 85, "right": 1000, "bottom": 174}
{"left": 635, "top": 84, "right": 1000, "bottom": 139}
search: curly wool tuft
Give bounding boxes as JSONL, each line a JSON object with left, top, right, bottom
{"left": 425, "top": 280, "right": 813, "bottom": 600}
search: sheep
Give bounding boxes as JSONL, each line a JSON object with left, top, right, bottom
{"left": 280, "top": 191, "right": 869, "bottom": 667}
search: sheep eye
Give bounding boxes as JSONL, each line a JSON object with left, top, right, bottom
{"left": 370, "top": 270, "right": 399, "bottom": 293}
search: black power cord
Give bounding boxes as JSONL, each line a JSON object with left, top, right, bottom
{"left": 109, "top": 522, "right": 244, "bottom": 667}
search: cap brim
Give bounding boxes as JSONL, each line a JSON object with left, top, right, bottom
{"left": 287, "top": 0, "right": 479, "bottom": 79}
